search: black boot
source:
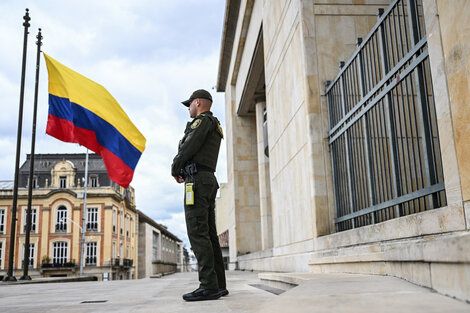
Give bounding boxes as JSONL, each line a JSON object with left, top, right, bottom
{"left": 182, "top": 288, "right": 222, "bottom": 301}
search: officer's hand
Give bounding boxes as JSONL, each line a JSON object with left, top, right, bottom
{"left": 173, "top": 175, "right": 184, "bottom": 183}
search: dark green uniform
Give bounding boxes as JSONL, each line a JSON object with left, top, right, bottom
{"left": 171, "top": 111, "right": 226, "bottom": 291}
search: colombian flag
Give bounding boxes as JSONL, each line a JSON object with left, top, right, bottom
{"left": 44, "top": 54, "right": 146, "bottom": 188}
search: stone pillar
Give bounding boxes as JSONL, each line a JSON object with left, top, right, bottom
{"left": 424, "top": 0, "right": 470, "bottom": 229}
{"left": 255, "top": 100, "right": 273, "bottom": 250}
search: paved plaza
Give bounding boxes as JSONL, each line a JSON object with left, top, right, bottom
{"left": 0, "top": 271, "right": 469, "bottom": 313}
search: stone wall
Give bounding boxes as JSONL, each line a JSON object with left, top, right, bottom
{"left": 218, "top": 0, "right": 470, "bottom": 301}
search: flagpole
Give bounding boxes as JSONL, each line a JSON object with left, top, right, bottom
{"left": 4, "top": 8, "right": 31, "bottom": 282}
{"left": 80, "top": 149, "right": 89, "bottom": 277}
{"left": 20, "top": 28, "right": 42, "bottom": 281}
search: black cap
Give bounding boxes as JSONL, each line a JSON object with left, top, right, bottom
{"left": 181, "top": 89, "right": 213, "bottom": 107}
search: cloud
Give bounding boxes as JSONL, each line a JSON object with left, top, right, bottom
{"left": 0, "top": 0, "right": 227, "bottom": 245}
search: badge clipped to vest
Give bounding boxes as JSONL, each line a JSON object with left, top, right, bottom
{"left": 185, "top": 183, "right": 194, "bottom": 205}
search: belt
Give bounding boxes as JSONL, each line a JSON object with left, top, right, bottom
{"left": 196, "top": 164, "right": 215, "bottom": 173}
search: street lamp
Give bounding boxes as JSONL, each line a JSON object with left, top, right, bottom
{"left": 60, "top": 217, "right": 85, "bottom": 277}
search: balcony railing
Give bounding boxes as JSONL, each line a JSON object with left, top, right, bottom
{"left": 55, "top": 224, "right": 67, "bottom": 232}
{"left": 112, "top": 258, "right": 133, "bottom": 267}
{"left": 41, "top": 262, "right": 76, "bottom": 268}
{"left": 85, "top": 256, "right": 97, "bottom": 266}
{"left": 24, "top": 224, "right": 36, "bottom": 233}
{"left": 86, "top": 222, "right": 98, "bottom": 232}
{"left": 123, "top": 258, "right": 133, "bottom": 267}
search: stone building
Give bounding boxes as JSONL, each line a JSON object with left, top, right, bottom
{"left": 137, "top": 210, "right": 185, "bottom": 278}
{"left": 0, "top": 153, "right": 138, "bottom": 280}
{"left": 216, "top": 183, "right": 230, "bottom": 269}
{"left": 216, "top": 0, "right": 470, "bottom": 302}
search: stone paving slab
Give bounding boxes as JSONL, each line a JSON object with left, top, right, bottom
{"left": 0, "top": 271, "right": 275, "bottom": 313}
{"left": 0, "top": 271, "right": 469, "bottom": 313}
{"left": 256, "top": 273, "right": 470, "bottom": 313}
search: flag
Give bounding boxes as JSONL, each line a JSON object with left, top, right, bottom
{"left": 44, "top": 54, "right": 146, "bottom": 188}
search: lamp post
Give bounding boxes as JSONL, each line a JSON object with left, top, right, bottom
{"left": 60, "top": 217, "right": 85, "bottom": 276}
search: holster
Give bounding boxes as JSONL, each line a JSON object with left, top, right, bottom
{"left": 183, "top": 163, "right": 197, "bottom": 181}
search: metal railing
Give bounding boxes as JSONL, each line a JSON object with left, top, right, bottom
{"left": 326, "top": 0, "right": 446, "bottom": 231}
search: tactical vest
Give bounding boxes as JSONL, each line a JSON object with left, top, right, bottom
{"left": 192, "top": 115, "right": 223, "bottom": 171}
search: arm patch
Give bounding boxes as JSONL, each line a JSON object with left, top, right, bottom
{"left": 191, "top": 119, "right": 202, "bottom": 129}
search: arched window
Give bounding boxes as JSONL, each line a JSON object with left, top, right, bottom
{"left": 55, "top": 206, "right": 67, "bottom": 232}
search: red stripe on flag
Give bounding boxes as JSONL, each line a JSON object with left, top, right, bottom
{"left": 47, "top": 114, "right": 134, "bottom": 188}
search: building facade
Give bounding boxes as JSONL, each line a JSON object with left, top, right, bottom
{"left": 216, "top": 0, "right": 470, "bottom": 302}
{"left": 137, "top": 210, "right": 186, "bottom": 278}
{"left": 216, "top": 183, "right": 230, "bottom": 269}
{"left": 0, "top": 153, "right": 138, "bottom": 280}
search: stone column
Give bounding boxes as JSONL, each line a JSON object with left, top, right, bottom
{"left": 255, "top": 100, "right": 273, "bottom": 250}
{"left": 424, "top": 0, "right": 469, "bottom": 217}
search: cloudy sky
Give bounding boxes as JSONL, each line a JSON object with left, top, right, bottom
{"left": 0, "top": 0, "right": 227, "bottom": 249}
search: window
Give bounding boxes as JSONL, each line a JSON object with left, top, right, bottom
{"left": 130, "top": 218, "right": 134, "bottom": 238}
{"left": 22, "top": 243, "right": 35, "bottom": 268}
{"left": 119, "top": 243, "right": 123, "bottom": 259}
{"left": 152, "top": 232, "right": 159, "bottom": 262}
{"left": 52, "top": 241, "right": 68, "bottom": 265}
{"left": 0, "top": 242, "right": 3, "bottom": 267}
{"left": 0, "top": 209, "right": 4, "bottom": 234}
{"left": 120, "top": 211, "right": 124, "bottom": 235}
{"left": 29, "top": 176, "right": 38, "bottom": 188}
{"left": 85, "top": 242, "right": 97, "bottom": 265}
{"left": 126, "top": 216, "right": 130, "bottom": 237}
{"left": 59, "top": 176, "right": 67, "bottom": 188}
{"left": 23, "top": 208, "right": 37, "bottom": 233}
{"left": 112, "top": 210, "right": 117, "bottom": 233}
{"left": 55, "top": 206, "right": 67, "bottom": 232}
{"left": 86, "top": 208, "right": 98, "bottom": 231}
{"left": 112, "top": 241, "right": 116, "bottom": 259}
{"left": 90, "top": 176, "right": 98, "bottom": 188}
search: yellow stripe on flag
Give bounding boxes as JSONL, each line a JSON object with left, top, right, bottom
{"left": 44, "top": 54, "right": 146, "bottom": 153}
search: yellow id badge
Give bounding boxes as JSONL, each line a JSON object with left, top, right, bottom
{"left": 185, "top": 183, "right": 194, "bottom": 205}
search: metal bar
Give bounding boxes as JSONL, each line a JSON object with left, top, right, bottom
{"left": 326, "top": 0, "right": 401, "bottom": 94}
{"left": 339, "top": 67, "right": 356, "bottom": 227}
{"left": 335, "top": 182, "right": 445, "bottom": 223}
{"left": 401, "top": 0, "right": 410, "bottom": 52}
{"left": 326, "top": 82, "right": 342, "bottom": 221}
{"left": 378, "top": 8, "right": 402, "bottom": 217}
{"left": 80, "top": 150, "right": 89, "bottom": 276}
{"left": 356, "top": 38, "right": 376, "bottom": 221}
{"left": 329, "top": 47, "right": 428, "bottom": 144}
{"left": 329, "top": 36, "right": 427, "bottom": 137}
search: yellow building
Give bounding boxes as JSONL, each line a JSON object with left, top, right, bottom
{"left": 0, "top": 153, "right": 138, "bottom": 280}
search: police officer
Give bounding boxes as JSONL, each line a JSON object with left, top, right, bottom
{"left": 171, "top": 89, "right": 228, "bottom": 301}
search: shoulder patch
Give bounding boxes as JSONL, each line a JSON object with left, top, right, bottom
{"left": 217, "top": 122, "right": 224, "bottom": 138}
{"left": 191, "top": 119, "right": 202, "bottom": 129}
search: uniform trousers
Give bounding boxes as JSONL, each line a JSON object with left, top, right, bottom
{"left": 184, "top": 171, "right": 226, "bottom": 290}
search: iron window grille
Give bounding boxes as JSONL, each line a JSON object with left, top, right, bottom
{"left": 326, "top": 0, "right": 446, "bottom": 231}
